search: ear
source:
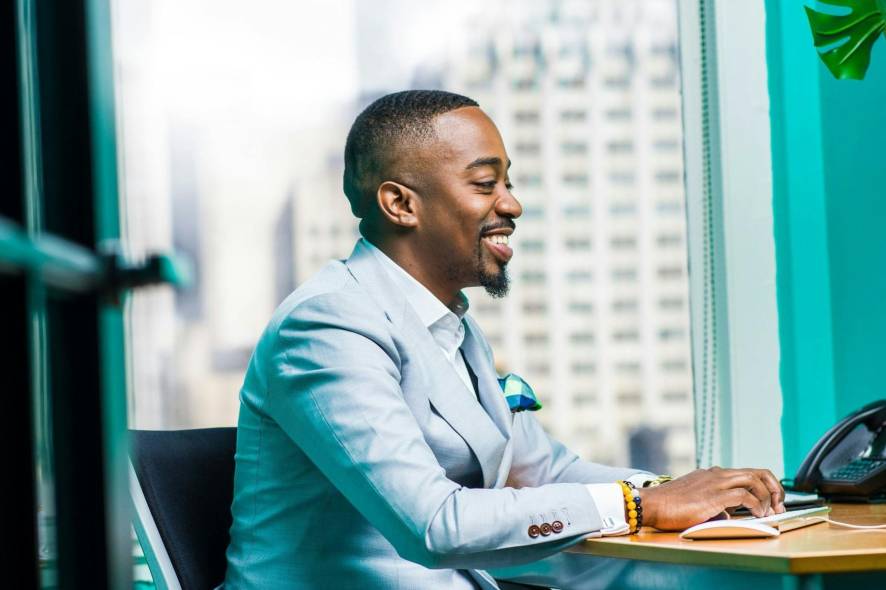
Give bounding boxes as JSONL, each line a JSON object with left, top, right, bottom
{"left": 376, "top": 181, "right": 419, "bottom": 228}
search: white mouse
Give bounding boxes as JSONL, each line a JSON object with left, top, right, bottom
{"left": 680, "top": 519, "right": 780, "bottom": 540}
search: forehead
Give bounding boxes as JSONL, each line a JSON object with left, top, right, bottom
{"left": 429, "top": 107, "right": 508, "bottom": 170}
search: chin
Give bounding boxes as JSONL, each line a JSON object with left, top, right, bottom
{"left": 479, "top": 265, "right": 510, "bottom": 298}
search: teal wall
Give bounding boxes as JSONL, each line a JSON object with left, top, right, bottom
{"left": 766, "top": 0, "right": 886, "bottom": 476}
{"left": 820, "top": 43, "right": 886, "bottom": 419}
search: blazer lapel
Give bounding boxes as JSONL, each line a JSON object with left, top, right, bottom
{"left": 398, "top": 310, "right": 507, "bottom": 489}
{"left": 344, "top": 241, "right": 507, "bottom": 489}
{"left": 460, "top": 319, "right": 513, "bottom": 442}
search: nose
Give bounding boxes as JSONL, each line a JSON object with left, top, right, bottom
{"left": 496, "top": 186, "right": 522, "bottom": 219}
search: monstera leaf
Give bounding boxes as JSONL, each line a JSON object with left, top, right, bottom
{"left": 805, "top": 0, "right": 886, "bottom": 79}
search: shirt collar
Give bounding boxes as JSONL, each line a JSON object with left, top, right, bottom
{"left": 361, "top": 238, "right": 469, "bottom": 329}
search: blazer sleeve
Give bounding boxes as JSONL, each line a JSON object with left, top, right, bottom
{"left": 464, "top": 314, "right": 654, "bottom": 489}
{"left": 263, "top": 290, "right": 605, "bottom": 570}
{"left": 507, "top": 412, "right": 654, "bottom": 488}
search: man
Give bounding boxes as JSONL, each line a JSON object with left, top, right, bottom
{"left": 223, "top": 90, "right": 784, "bottom": 589}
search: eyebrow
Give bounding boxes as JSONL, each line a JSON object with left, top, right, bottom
{"left": 465, "top": 156, "right": 512, "bottom": 171}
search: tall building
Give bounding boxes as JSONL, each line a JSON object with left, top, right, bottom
{"left": 116, "top": 0, "right": 693, "bottom": 475}
{"left": 439, "top": 0, "right": 695, "bottom": 474}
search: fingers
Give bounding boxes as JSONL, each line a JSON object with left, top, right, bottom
{"left": 722, "top": 487, "right": 765, "bottom": 517}
{"left": 717, "top": 470, "right": 773, "bottom": 516}
{"left": 754, "top": 469, "right": 786, "bottom": 513}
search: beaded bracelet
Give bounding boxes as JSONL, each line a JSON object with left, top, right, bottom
{"left": 617, "top": 480, "right": 643, "bottom": 533}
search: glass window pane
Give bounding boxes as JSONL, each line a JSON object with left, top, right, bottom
{"left": 114, "top": 0, "right": 693, "bottom": 478}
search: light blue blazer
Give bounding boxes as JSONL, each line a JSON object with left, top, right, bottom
{"left": 223, "top": 240, "right": 646, "bottom": 589}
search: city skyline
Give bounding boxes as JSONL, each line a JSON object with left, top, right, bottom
{"left": 117, "top": 0, "right": 693, "bottom": 475}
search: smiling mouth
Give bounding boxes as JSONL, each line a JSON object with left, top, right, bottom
{"left": 481, "top": 234, "right": 513, "bottom": 264}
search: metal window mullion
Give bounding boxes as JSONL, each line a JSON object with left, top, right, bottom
{"left": 17, "top": 0, "right": 132, "bottom": 587}
{"left": 84, "top": 0, "right": 132, "bottom": 585}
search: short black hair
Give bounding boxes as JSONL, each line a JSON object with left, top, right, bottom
{"left": 343, "top": 90, "right": 479, "bottom": 218}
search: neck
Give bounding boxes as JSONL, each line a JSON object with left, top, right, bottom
{"left": 368, "top": 236, "right": 462, "bottom": 309}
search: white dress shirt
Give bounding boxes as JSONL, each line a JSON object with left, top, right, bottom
{"left": 365, "top": 238, "right": 649, "bottom": 536}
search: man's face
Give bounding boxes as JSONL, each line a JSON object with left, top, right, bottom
{"left": 412, "top": 107, "right": 522, "bottom": 298}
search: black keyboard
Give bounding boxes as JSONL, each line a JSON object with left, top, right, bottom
{"left": 827, "top": 458, "right": 886, "bottom": 482}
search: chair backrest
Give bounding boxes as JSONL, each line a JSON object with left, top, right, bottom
{"left": 130, "top": 428, "right": 237, "bottom": 590}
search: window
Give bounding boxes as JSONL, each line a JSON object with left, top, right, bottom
{"left": 514, "top": 110, "right": 540, "bottom": 124}
{"left": 517, "top": 173, "right": 543, "bottom": 187}
{"left": 562, "top": 173, "right": 590, "bottom": 186}
{"left": 612, "top": 329, "right": 640, "bottom": 342}
{"left": 657, "top": 265, "right": 684, "bottom": 280}
{"left": 655, "top": 170, "right": 682, "bottom": 184}
{"left": 558, "top": 77, "right": 586, "bottom": 89}
{"left": 512, "top": 78, "right": 539, "bottom": 91}
{"left": 566, "top": 269, "right": 594, "bottom": 283}
{"left": 524, "top": 332, "right": 549, "bottom": 346}
{"left": 605, "top": 107, "right": 633, "bottom": 120}
{"left": 561, "top": 140, "right": 588, "bottom": 155}
{"left": 616, "top": 361, "right": 642, "bottom": 375}
{"left": 658, "top": 327, "right": 685, "bottom": 342}
{"left": 574, "top": 392, "right": 597, "bottom": 406}
{"left": 656, "top": 199, "right": 683, "bottom": 214}
{"left": 661, "top": 359, "right": 688, "bottom": 372}
{"left": 521, "top": 270, "right": 547, "bottom": 283}
{"left": 657, "top": 233, "right": 683, "bottom": 247}
{"left": 520, "top": 239, "right": 545, "bottom": 254}
{"left": 571, "top": 362, "right": 597, "bottom": 375}
{"left": 652, "top": 107, "right": 678, "bottom": 121}
{"left": 612, "top": 299, "right": 638, "bottom": 313}
{"left": 617, "top": 390, "right": 643, "bottom": 404}
{"left": 570, "top": 332, "right": 595, "bottom": 344}
{"left": 568, "top": 301, "right": 594, "bottom": 314}
{"left": 565, "top": 237, "right": 592, "bottom": 251}
{"left": 521, "top": 206, "right": 544, "bottom": 219}
{"left": 604, "top": 76, "right": 630, "bottom": 89}
{"left": 609, "top": 171, "right": 636, "bottom": 185}
{"left": 562, "top": 203, "right": 591, "bottom": 217}
{"left": 610, "top": 202, "right": 637, "bottom": 216}
{"left": 658, "top": 296, "right": 684, "bottom": 310}
{"left": 522, "top": 301, "right": 547, "bottom": 314}
{"left": 516, "top": 141, "right": 541, "bottom": 155}
{"left": 612, "top": 268, "right": 638, "bottom": 282}
{"left": 560, "top": 109, "right": 587, "bottom": 122}
{"left": 112, "top": 0, "right": 695, "bottom": 487}
{"left": 663, "top": 390, "right": 689, "bottom": 403}
{"left": 654, "top": 138, "right": 680, "bottom": 152}
{"left": 610, "top": 236, "right": 637, "bottom": 250}
{"left": 606, "top": 140, "right": 635, "bottom": 154}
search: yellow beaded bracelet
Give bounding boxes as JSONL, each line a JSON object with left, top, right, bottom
{"left": 616, "top": 480, "right": 643, "bottom": 533}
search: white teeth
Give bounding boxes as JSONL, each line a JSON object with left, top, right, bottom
{"left": 485, "top": 235, "right": 509, "bottom": 246}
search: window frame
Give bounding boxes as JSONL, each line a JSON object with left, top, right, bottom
{"left": 678, "top": 0, "right": 785, "bottom": 475}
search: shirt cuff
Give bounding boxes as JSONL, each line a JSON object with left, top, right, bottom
{"left": 585, "top": 483, "right": 630, "bottom": 536}
{"left": 627, "top": 473, "right": 656, "bottom": 488}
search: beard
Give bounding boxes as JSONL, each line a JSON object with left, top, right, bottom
{"left": 443, "top": 230, "right": 512, "bottom": 298}
{"left": 476, "top": 240, "right": 510, "bottom": 298}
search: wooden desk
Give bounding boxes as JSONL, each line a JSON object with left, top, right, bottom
{"left": 567, "top": 504, "right": 886, "bottom": 575}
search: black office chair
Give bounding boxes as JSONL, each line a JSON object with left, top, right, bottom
{"left": 130, "top": 427, "right": 237, "bottom": 590}
{"left": 130, "top": 427, "right": 547, "bottom": 590}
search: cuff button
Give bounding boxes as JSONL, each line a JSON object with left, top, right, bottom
{"left": 540, "top": 523, "right": 552, "bottom": 536}
{"left": 551, "top": 520, "right": 564, "bottom": 533}
{"left": 528, "top": 525, "right": 541, "bottom": 538}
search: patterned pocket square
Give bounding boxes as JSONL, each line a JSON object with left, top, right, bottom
{"left": 497, "top": 373, "right": 542, "bottom": 413}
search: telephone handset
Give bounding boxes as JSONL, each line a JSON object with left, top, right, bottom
{"left": 792, "top": 399, "right": 886, "bottom": 501}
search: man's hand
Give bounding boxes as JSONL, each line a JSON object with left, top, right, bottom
{"left": 637, "top": 467, "right": 785, "bottom": 531}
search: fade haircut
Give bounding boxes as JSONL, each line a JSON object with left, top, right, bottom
{"left": 343, "top": 90, "right": 479, "bottom": 218}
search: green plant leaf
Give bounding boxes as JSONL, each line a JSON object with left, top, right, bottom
{"left": 805, "top": 0, "right": 886, "bottom": 80}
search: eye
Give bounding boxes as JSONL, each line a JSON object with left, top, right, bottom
{"left": 474, "top": 181, "right": 497, "bottom": 191}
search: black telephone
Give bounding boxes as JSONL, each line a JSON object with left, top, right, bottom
{"left": 792, "top": 399, "right": 886, "bottom": 501}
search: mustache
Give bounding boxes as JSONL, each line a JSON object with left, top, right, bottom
{"left": 479, "top": 218, "right": 516, "bottom": 235}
